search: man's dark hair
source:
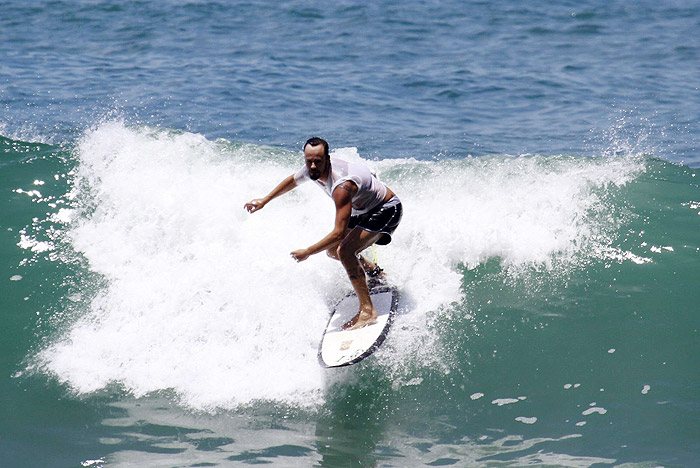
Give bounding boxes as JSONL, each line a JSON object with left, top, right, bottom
{"left": 303, "top": 137, "right": 329, "bottom": 158}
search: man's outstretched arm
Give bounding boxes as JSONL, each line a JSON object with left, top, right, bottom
{"left": 244, "top": 174, "right": 297, "bottom": 213}
{"left": 290, "top": 181, "right": 355, "bottom": 262}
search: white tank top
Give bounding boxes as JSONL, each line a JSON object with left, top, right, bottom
{"left": 294, "top": 157, "right": 388, "bottom": 215}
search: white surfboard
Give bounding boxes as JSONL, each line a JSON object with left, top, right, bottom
{"left": 319, "top": 285, "right": 399, "bottom": 368}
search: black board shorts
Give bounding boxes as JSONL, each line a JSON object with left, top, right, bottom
{"left": 348, "top": 196, "right": 403, "bottom": 245}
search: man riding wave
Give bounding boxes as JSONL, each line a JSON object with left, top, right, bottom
{"left": 244, "top": 137, "right": 402, "bottom": 330}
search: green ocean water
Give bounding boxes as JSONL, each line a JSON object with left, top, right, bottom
{"left": 1, "top": 127, "right": 698, "bottom": 467}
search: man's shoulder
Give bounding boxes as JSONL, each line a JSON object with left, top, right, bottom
{"left": 331, "top": 179, "right": 358, "bottom": 201}
{"left": 293, "top": 165, "right": 310, "bottom": 184}
{"left": 331, "top": 156, "right": 370, "bottom": 175}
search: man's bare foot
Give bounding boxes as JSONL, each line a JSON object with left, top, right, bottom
{"left": 342, "top": 309, "right": 378, "bottom": 330}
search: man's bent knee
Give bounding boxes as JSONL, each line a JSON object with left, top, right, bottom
{"left": 336, "top": 243, "right": 358, "bottom": 265}
{"left": 326, "top": 247, "right": 339, "bottom": 260}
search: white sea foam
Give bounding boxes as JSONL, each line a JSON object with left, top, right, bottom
{"left": 582, "top": 407, "right": 607, "bottom": 416}
{"left": 492, "top": 397, "right": 524, "bottom": 406}
{"left": 515, "top": 416, "right": 537, "bottom": 424}
{"left": 33, "top": 121, "right": 644, "bottom": 410}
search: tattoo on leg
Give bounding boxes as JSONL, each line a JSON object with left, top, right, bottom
{"left": 347, "top": 263, "right": 364, "bottom": 281}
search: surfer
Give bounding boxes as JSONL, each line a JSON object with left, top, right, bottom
{"left": 244, "top": 137, "right": 402, "bottom": 330}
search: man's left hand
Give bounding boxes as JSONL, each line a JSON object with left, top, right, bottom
{"left": 290, "top": 249, "right": 310, "bottom": 262}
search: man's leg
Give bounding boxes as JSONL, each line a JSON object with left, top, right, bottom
{"left": 336, "top": 228, "right": 383, "bottom": 330}
{"left": 327, "top": 246, "right": 380, "bottom": 274}
{"left": 325, "top": 233, "right": 382, "bottom": 275}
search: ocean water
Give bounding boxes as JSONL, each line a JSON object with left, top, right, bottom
{"left": 1, "top": 1, "right": 698, "bottom": 468}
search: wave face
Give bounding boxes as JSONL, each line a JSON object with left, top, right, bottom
{"left": 5, "top": 122, "right": 699, "bottom": 466}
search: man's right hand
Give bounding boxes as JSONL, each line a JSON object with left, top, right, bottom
{"left": 244, "top": 198, "right": 266, "bottom": 213}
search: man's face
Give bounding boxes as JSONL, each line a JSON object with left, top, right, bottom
{"left": 304, "top": 144, "right": 328, "bottom": 180}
